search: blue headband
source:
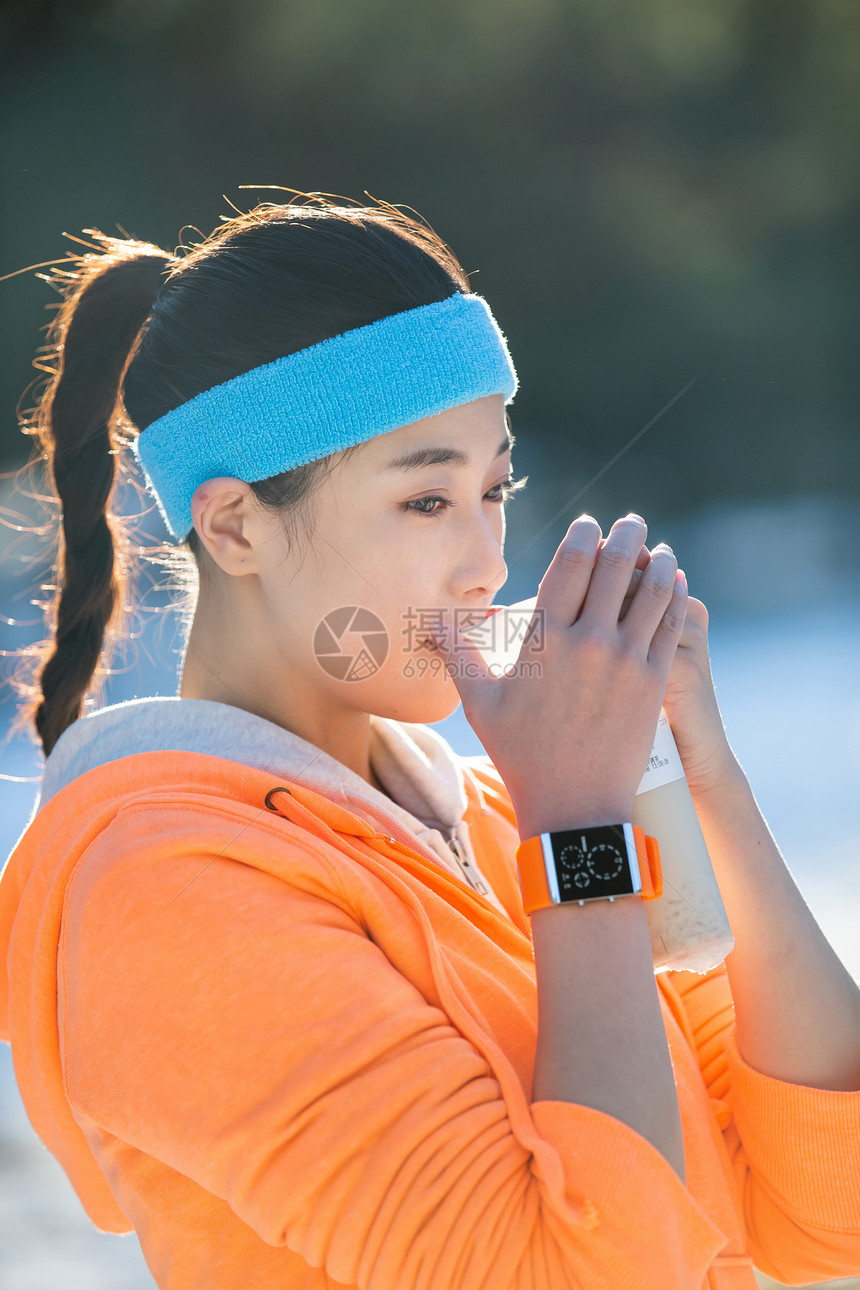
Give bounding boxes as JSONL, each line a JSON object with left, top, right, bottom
{"left": 132, "top": 290, "right": 518, "bottom": 541}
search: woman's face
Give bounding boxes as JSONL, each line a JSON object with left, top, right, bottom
{"left": 190, "top": 393, "right": 514, "bottom": 728}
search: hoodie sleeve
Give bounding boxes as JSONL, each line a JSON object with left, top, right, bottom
{"left": 58, "top": 803, "right": 729, "bottom": 1290}
{"left": 664, "top": 962, "right": 860, "bottom": 1285}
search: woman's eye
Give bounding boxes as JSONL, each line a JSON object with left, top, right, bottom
{"left": 402, "top": 475, "right": 523, "bottom": 518}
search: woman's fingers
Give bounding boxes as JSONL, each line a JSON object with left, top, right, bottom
{"left": 618, "top": 565, "right": 643, "bottom": 621}
{"left": 532, "top": 515, "right": 604, "bottom": 630}
{"left": 527, "top": 513, "right": 685, "bottom": 666}
{"left": 576, "top": 515, "right": 649, "bottom": 629}
{"left": 603, "top": 539, "right": 651, "bottom": 622}
{"left": 596, "top": 535, "right": 651, "bottom": 577}
{"left": 620, "top": 543, "right": 688, "bottom": 668}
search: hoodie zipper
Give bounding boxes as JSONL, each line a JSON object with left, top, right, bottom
{"left": 377, "top": 830, "right": 491, "bottom": 898}
{"left": 446, "top": 832, "right": 491, "bottom": 896}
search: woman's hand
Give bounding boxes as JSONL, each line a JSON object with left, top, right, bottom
{"left": 616, "top": 541, "right": 741, "bottom": 799}
{"left": 431, "top": 515, "right": 688, "bottom": 841}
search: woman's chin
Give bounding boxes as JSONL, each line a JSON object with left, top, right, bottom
{"left": 384, "top": 696, "right": 463, "bottom": 725}
{"left": 368, "top": 665, "right": 462, "bottom": 724}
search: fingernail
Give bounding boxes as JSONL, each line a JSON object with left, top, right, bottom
{"left": 626, "top": 512, "right": 645, "bottom": 523}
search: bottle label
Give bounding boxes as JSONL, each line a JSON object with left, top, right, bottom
{"left": 635, "top": 708, "right": 686, "bottom": 795}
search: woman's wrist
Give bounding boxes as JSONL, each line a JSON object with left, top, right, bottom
{"left": 515, "top": 802, "right": 635, "bottom": 843}
{"left": 685, "top": 750, "right": 747, "bottom": 807}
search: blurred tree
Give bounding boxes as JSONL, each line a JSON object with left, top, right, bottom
{"left": 2, "top": 0, "right": 859, "bottom": 532}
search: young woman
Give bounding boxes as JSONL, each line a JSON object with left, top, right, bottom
{"left": 1, "top": 193, "right": 859, "bottom": 1290}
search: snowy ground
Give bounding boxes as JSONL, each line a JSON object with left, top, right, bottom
{"left": 1, "top": 491, "right": 859, "bottom": 1288}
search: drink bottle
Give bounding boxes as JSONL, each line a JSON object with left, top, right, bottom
{"left": 462, "top": 596, "right": 735, "bottom": 974}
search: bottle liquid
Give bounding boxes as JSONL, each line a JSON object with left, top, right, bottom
{"left": 462, "top": 596, "right": 734, "bottom": 974}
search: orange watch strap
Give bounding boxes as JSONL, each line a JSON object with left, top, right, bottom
{"left": 515, "top": 835, "right": 552, "bottom": 914}
{"left": 632, "top": 824, "right": 663, "bottom": 900}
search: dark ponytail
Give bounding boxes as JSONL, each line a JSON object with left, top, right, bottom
{"left": 23, "top": 238, "right": 176, "bottom": 758}
{"left": 8, "top": 193, "right": 489, "bottom": 760}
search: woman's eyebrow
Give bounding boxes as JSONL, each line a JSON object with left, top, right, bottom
{"left": 381, "top": 430, "right": 515, "bottom": 474}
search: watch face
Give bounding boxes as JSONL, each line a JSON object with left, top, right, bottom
{"left": 551, "top": 826, "right": 636, "bottom": 901}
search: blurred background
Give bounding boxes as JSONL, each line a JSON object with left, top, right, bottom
{"left": 1, "top": 0, "right": 859, "bottom": 1286}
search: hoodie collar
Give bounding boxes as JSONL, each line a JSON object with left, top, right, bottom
{"left": 37, "top": 696, "right": 465, "bottom": 828}
{"left": 35, "top": 697, "right": 507, "bottom": 915}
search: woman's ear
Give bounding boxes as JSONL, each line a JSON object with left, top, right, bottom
{"left": 189, "top": 478, "right": 265, "bottom": 576}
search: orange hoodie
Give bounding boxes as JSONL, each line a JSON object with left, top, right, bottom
{"left": 1, "top": 697, "right": 859, "bottom": 1290}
